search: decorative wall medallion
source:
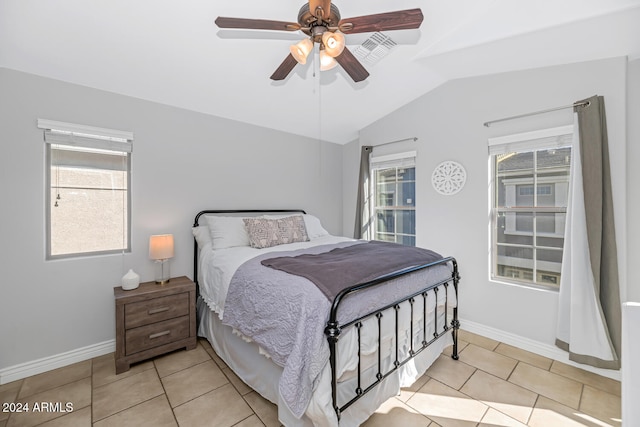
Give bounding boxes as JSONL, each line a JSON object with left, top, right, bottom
{"left": 431, "top": 161, "right": 466, "bottom": 195}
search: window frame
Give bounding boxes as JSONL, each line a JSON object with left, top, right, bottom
{"left": 370, "top": 151, "right": 416, "bottom": 246}
{"left": 488, "top": 126, "right": 573, "bottom": 290}
{"left": 39, "top": 119, "right": 133, "bottom": 260}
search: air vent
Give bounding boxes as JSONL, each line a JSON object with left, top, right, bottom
{"left": 352, "top": 32, "right": 397, "bottom": 66}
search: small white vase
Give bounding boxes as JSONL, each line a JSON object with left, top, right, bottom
{"left": 121, "top": 269, "right": 140, "bottom": 290}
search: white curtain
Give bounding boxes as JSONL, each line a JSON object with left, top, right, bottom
{"left": 556, "top": 96, "right": 620, "bottom": 370}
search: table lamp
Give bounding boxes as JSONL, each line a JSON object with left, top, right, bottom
{"left": 149, "top": 234, "right": 174, "bottom": 284}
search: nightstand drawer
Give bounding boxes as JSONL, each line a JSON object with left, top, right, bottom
{"left": 125, "top": 315, "right": 190, "bottom": 354}
{"left": 125, "top": 292, "right": 189, "bottom": 329}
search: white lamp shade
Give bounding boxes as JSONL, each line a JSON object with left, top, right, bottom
{"left": 290, "top": 38, "right": 313, "bottom": 64}
{"left": 320, "top": 50, "right": 338, "bottom": 71}
{"left": 321, "top": 31, "right": 345, "bottom": 57}
{"left": 149, "top": 234, "right": 174, "bottom": 260}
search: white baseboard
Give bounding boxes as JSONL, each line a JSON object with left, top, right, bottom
{"left": 459, "top": 318, "right": 621, "bottom": 382}
{"left": 0, "top": 340, "right": 115, "bottom": 385}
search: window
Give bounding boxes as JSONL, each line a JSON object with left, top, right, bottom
{"left": 39, "top": 119, "right": 133, "bottom": 259}
{"left": 489, "top": 126, "right": 572, "bottom": 288}
{"left": 371, "top": 151, "right": 416, "bottom": 246}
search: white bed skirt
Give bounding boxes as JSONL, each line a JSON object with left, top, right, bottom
{"left": 197, "top": 297, "right": 452, "bottom": 427}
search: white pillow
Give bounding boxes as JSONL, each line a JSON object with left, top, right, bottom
{"left": 303, "top": 214, "right": 329, "bottom": 239}
{"left": 206, "top": 216, "right": 250, "bottom": 249}
{"left": 192, "top": 225, "right": 212, "bottom": 248}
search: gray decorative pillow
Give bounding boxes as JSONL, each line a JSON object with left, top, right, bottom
{"left": 243, "top": 215, "right": 309, "bottom": 249}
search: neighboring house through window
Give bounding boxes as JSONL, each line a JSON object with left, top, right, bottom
{"left": 370, "top": 151, "right": 416, "bottom": 246}
{"left": 489, "top": 126, "right": 573, "bottom": 288}
{"left": 38, "top": 119, "right": 133, "bottom": 259}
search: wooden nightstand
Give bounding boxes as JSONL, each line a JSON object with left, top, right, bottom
{"left": 114, "top": 276, "right": 197, "bottom": 374}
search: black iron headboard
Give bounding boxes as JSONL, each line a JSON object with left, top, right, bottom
{"left": 192, "top": 209, "right": 307, "bottom": 288}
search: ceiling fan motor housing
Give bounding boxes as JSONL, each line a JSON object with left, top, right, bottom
{"left": 298, "top": 3, "right": 341, "bottom": 40}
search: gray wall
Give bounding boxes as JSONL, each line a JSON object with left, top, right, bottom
{"left": 628, "top": 58, "right": 640, "bottom": 303}
{"left": 0, "top": 68, "right": 343, "bottom": 370}
{"left": 344, "top": 57, "right": 629, "bottom": 345}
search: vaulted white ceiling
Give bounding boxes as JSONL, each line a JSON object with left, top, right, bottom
{"left": 2, "top": 0, "right": 639, "bottom": 144}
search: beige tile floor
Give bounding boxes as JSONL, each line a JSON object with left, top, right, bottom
{"left": 0, "top": 330, "right": 621, "bottom": 427}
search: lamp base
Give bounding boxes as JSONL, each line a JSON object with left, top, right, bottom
{"left": 154, "top": 259, "right": 171, "bottom": 285}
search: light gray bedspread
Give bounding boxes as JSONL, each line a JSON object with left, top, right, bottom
{"left": 221, "top": 241, "right": 452, "bottom": 419}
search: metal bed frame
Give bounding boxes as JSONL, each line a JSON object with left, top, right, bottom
{"left": 193, "top": 209, "right": 460, "bottom": 422}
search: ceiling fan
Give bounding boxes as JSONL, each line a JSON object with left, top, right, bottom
{"left": 215, "top": 0, "right": 424, "bottom": 82}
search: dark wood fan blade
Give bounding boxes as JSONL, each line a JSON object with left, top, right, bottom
{"left": 308, "top": 0, "right": 332, "bottom": 20}
{"left": 215, "top": 17, "right": 301, "bottom": 32}
{"left": 339, "top": 8, "right": 423, "bottom": 34}
{"left": 270, "top": 54, "right": 299, "bottom": 81}
{"left": 334, "top": 48, "right": 369, "bottom": 82}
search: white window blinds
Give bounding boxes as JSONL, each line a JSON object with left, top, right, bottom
{"left": 371, "top": 151, "right": 416, "bottom": 169}
{"left": 488, "top": 125, "right": 573, "bottom": 155}
{"left": 38, "top": 119, "right": 133, "bottom": 153}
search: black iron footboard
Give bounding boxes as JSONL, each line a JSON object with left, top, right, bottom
{"left": 324, "top": 257, "right": 460, "bottom": 421}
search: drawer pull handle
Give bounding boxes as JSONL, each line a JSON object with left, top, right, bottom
{"left": 148, "top": 307, "right": 170, "bottom": 315}
{"left": 149, "top": 330, "right": 171, "bottom": 339}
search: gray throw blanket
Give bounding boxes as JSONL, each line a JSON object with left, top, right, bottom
{"left": 222, "top": 241, "right": 451, "bottom": 419}
{"left": 261, "top": 240, "right": 443, "bottom": 301}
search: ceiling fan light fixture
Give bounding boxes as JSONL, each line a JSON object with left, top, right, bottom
{"left": 319, "top": 50, "right": 338, "bottom": 71}
{"left": 321, "top": 31, "right": 345, "bottom": 57}
{"left": 290, "top": 38, "right": 313, "bottom": 64}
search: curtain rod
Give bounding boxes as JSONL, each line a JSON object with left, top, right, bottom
{"left": 483, "top": 101, "right": 590, "bottom": 128}
{"left": 372, "top": 137, "right": 418, "bottom": 148}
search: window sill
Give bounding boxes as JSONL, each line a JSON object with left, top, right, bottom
{"left": 489, "top": 277, "right": 560, "bottom": 293}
